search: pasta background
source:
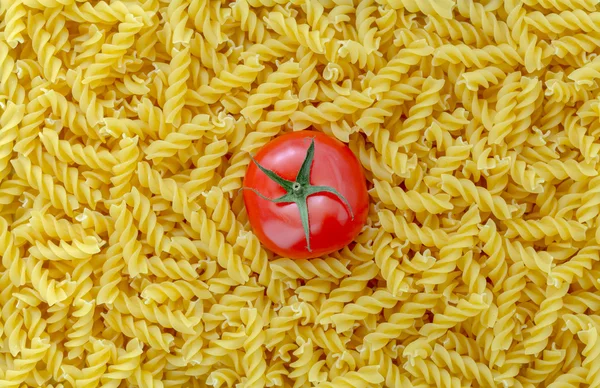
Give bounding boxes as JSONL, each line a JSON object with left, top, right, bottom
{"left": 2, "top": 0, "right": 600, "bottom": 386}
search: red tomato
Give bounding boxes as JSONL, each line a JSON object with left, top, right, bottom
{"left": 243, "top": 131, "right": 369, "bottom": 259}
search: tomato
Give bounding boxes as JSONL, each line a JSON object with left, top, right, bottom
{"left": 242, "top": 130, "right": 369, "bottom": 259}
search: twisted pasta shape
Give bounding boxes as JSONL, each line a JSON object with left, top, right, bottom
{"left": 488, "top": 72, "right": 521, "bottom": 145}
{"left": 100, "top": 339, "right": 143, "bottom": 388}
{"left": 373, "top": 231, "right": 408, "bottom": 297}
{"left": 456, "top": 0, "right": 513, "bottom": 44}
{"left": 348, "top": 134, "right": 394, "bottom": 182}
{"left": 552, "top": 31, "right": 600, "bottom": 58}
{"left": 109, "top": 202, "right": 147, "bottom": 277}
{"left": 504, "top": 216, "right": 587, "bottom": 241}
{"left": 11, "top": 156, "right": 79, "bottom": 216}
{"left": 83, "top": 14, "right": 144, "bottom": 86}
{"left": 240, "top": 307, "right": 267, "bottom": 387}
{"left": 417, "top": 206, "right": 481, "bottom": 289}
{"left": 163, "top": 47, "right": 190, "bottom": 127}
{"left": 112, "top": 292, "right": 200, "bottom": 334}
{"left": 508, "top": 154, "right": 544, "bottom": 193}
{"left": 376, "top": 182, "right": 453, "bottom": 216}
{"left": 519, "top": 346, "right": 566, "bottom": 386}
{"left": 429, "top": 140, "right": 472, "bottom": 177}
{"left": 532, "top": 159, "right": 597, "bottom": 182}
{"left": 523, "top": 283, "right": 569, "bottom": 355}
{"left": 438, "top": 174, "right": 514, "bottom": 220}
{"left": 144, "top": 115, "right": 214, "bottom": 160}
{"left": 315, "top": 365, "right": 384, "bottom": 388}
{"left": 189, "top": 55, "right": 264, "bottom": 106}
{"left": 64, "top": 299, "right": 95, "bottom": 358}
{"left": 240, "top": 90, "right": 298, "bottom": 153}
{"left": 395, "top": 77, "right": 444, "bottom": 146}
{"left": 367, "top": 40, "right": 432, "bottom": 98}
{"left": 141, "top": 280, "right": 211, "bottom": 303}
{"left": 103, "top": 310, "right": 175, "bottom": 351}
{"left": 382, "top": 0, "right": 454, "bottom": 19}
{"left": 549, "top": 245, "right": 600, "bottom": 286}
{"left": 3, "top": 0, "right": 27, "bottom": 48}
{"left": 404, "top": 357, "right": 462, "bottom": 387}
{"left": 431, "top": 344, "right": 496, "bottom": 387}
{"left": 378, "top": 209, "right": 449, "bottom": 248}
{"left": 337, "top": 39, "right": 385, "bottom": 71}
{"left": 0, "top": 102, "right": 24, "bottom": 181}
{"left": 316, "top": 262, "right": 379, "bottom": 325}
{"left": 74, "top": 338, "right": 112, "bottom": 388}
{"left": 367, "top": 127, "right": 417, "bottom": 177}
{"left": 232, "top": 0, "right": 271, "bottom": 43}
{"left": 125, "top": 187, "right": 171, "bottom": 254}
{"left": 138, "top": 161, "right": 250, "bottom": 283}
{"left": 331, "top": 289, "right": 401, "bottom": 333}
{"left": 241, "top": 60, "right": 301, "bottom": 123}
{"left": 426, "top": 15, "right": 492, "bottom": 48}
{"left": 147, "top": 256, "right": 200, "bottom": 281}
{"left": 27, "top": 13, "right": 63, "bottom": 82}
{"left": 37, "top": 152, "right": 103, "bottom": 209}
{"left": 545, "top": 79, "right": 590, "bottom": 104}
{"left": 525, "top": 10, "right": 600, "bottom": 35}
{"left": 39, "top": 128, "right": 116, "bottom": 171}
{"left": 263, "top": 12, "right": 325, "bottom": 54}
{"left": 270, "top": 257, "right": 350, "bottom": 281}
{"left": 358, "top": 79, "right": 422, "bottom": 137}
{"left": 25, "top": 258, "right": 70, "bottom": 306}
{"left": 478, "top": 220, "right": 508, "bottom": 291}
{"left": 29, "top": 236, "right": 101, "bottom": 262}
{"left": 291, "top": 89, "right": 373, "bottom": 131}
{"left": 433, "top": 43, "right": 522, "bottom": 68}
{"left": 364, "top": 293, "right": 440, "bottom": 351}
{"left": 459, "top": 66, "right": 510, "bottom": 91}
{"left": 0, "top": 337, "right": 50, "bottom": 387}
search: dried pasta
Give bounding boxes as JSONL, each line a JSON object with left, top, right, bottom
{"left": 3, "top": 0, "right": 600, "bottom": 387}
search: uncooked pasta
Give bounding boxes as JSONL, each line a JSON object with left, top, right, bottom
{"left": 2, "top": 0, "right": 600, "bottom": 387}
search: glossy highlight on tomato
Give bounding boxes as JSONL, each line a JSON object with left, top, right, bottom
{"left": 243, "top": 131, "right": 369, "bottom": 259}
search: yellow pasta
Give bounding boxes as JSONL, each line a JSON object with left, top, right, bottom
{"left": 3, "top": 0, "right": 600, "bottom": 386}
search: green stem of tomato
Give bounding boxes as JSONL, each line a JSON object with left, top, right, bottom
{"left": 243, "top": 138, "right": 354, "bottom": 252}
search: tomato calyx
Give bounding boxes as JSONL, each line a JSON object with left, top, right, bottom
{"left": 243, "top": 138, "right": 354, "bottom": 252}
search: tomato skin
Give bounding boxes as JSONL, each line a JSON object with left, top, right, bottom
{"left": 243, "top": 130, "right": 369, "bottom": 259}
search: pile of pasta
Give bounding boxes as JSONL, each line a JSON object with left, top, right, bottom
{"left": 3, "top": 0, "right": 600, "bottom": 386}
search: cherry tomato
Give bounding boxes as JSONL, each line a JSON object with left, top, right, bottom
{"left": 243, "top": 130, "right": 369, "bottom": 259}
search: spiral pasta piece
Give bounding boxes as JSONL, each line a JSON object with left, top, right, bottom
{"left": 144, "top": 115, "right": 214, "bottom": 160}
{"left": 373, "top": 231, "right": 408, "bottom": 297}
{"left": 330, "top": 289, "right": 400, "bottom": 332}
{"left": 0, "top": 102, "right": 25, "bottom": 181}
{"left": 263, "top": 12, "right": 325, "bottom": 54}
{"left": 526, "top": 10, "right": 600, "bottom": 35}
{"left": 372, "top": 180, "right": 453, "bottom": 214}
{"left": 395, "top": 77, "right": 445, "bottom": 146}
{"left": 532, "top": 159, "right": 597, "bottom": 182}
{"left": 270, "top": 257, "right": 351, "bottom": 281}
{"left": 241, "top": 60, "right": 301, "bottom": 123}
{"left": 240, "top": 307, "right": 267, "bottom": 387}
{"left": 378, "top": 209, "right": 449, "bottom": 248}
{"left": 141, "top": 280, "right": 211, "bottom": 303}
{"left": 83, "top": 14, "right": 144, "bottom": 86}
{"left": 438, "top": 174, "right": 515, "bottom": 220}
{"left": 504, "top": 216, "right": 588, "bottom": 241}
{"left": 11, "top": 156, "right": 79, "bottom": 216}
{"left": 163, "top": 47, "right": 190, "bottom": 127}
{"left": 125, "top": 187, "right": 171, "bottom": 254}
{"left": 109, "top": 202, "right": 147, "bottom": 277}
{"left": 523, "top": 283, "right": 569, "bottom": 355}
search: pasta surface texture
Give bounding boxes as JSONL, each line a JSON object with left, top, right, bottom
{"left": 2, "top": 0, "right": 600, "bottom": 387}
